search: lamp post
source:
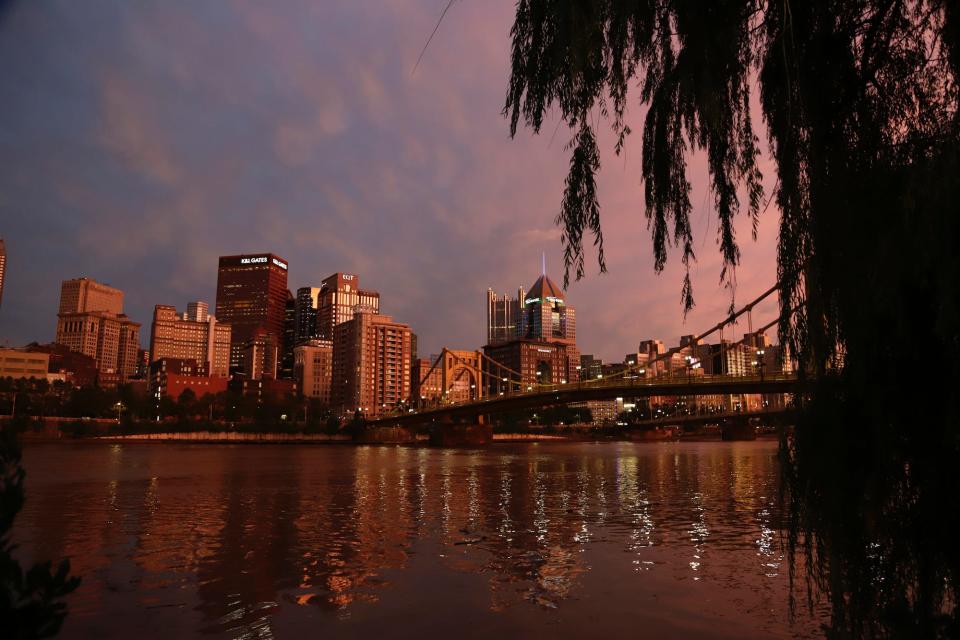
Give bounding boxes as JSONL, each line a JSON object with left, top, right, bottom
{"left": 755, "top": 349, "right": 766, "bottom": 380}
{"left": 114, "top": 401, "right": 123, "bottom": 424}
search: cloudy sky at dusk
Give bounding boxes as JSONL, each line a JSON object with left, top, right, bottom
{"left": 0, "top": 0, "right": 780, "bottom": 362}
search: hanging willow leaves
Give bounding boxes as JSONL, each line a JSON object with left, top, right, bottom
{"left": 504, "top": 1, "right": 960, "bottom": 636}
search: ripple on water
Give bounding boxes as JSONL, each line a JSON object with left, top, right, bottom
{"left": 14, "top": 441, "right": 828, "bottom": 638}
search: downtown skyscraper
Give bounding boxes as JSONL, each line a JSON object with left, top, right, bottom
{"left": 214, "top": 253, "right": 289, "bottom": 373}
{"left": 331, "top": 312, "right": 413, "bottom": 417}
{"left": 316, "top": 272, "right": 380, "bottom": 339}
{"left": 54, "top": 277, "right": 140, "bottom": 385}
{"left": 483, "top": 270, "right": 580, "bottom": 390}
{"left": 486, "top": 286, "right": 525, "bottom": 346}
{"left": 148, "top": 303, "right": 231, "bottom": 378}
{"left": 294, "top": 286, "right": 323, "bottom": 344}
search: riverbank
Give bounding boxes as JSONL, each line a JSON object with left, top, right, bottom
{"left": 91, "top": 431, "right": 583, "bottom": 444}
{"left": 8, "top": 417, "right": 779, "bottom": 445}
{"left": 78, "top": 431, "right": 758, "bottom": 445}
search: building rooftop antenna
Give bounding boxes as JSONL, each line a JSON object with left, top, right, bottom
{"left": 541, "top": 252, "right": 546, "bottom": 276}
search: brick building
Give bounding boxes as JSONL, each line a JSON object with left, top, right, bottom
{"left": 294, "top": 339, "right": 333, "bottom": 404}
{"left": 54, "top": 277, "right": 140, "bottom": 385}
{"left": 149, "top": 303, "right": 231, "bottom": 378}
{"left": 331, "top": 312, "right": 414, "bottom": 417}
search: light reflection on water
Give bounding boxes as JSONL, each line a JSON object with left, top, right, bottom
{"left": 15, "top": 441, "right": 827, "bottom": 638}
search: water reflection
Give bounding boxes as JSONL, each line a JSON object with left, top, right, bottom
{"left": 15, "top": 441, "right": 827, "bottom": 638}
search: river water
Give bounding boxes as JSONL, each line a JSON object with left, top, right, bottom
{"left": 14, "top": 440, "right": 827, "bottom": 638}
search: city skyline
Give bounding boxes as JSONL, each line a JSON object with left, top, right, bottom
{"left": 0, "top": 1, "right": 780, "bottom": 362}
{"left": 1, "top": 3, "right": 953, "bottom": 638}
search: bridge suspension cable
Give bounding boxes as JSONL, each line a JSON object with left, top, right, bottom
{"left": 591, "top": 283, "right": 785, "bottom": 383}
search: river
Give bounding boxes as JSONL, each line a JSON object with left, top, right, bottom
{"left": 14, "top": 440, "right": 827, "bottom": 638}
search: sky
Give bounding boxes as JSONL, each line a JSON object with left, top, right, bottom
{"left": 0, "top": 0, "right": 781, "bottom": 362}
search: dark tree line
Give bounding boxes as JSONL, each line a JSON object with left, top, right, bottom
{"left": 1, "top": 377, "right": 341, "bottom": 435}
{"left": 504, "top": 1, "right": 959, "bottom": 636}
{"left": 0, "top": 429, "right": 79, "bottom": 638}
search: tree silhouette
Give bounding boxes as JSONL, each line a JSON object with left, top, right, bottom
{"left": 504, "top": 1, "right": 959, "bottom": 636}
{"left": 0, "top": 429, "right": 80, "bottom": 637}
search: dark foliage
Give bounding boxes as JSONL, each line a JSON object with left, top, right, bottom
{"left": 0, "top": 428, "right": 80, "bottom": 638}
{"left": 505, "top": 1, "right": 959, "bottom": 636}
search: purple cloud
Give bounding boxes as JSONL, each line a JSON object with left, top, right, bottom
{"left": 0, "top": 0, "right": 780, "bottom": 361}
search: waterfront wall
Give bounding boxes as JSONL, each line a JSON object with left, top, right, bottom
{"left": 99, "top": 431, "right": 354, "bottom": 443}
{"left": 429, "top": 423, "right": 493, "bottom": 446}
{"left": 353, "top": 426, "right": 420, "bottom": 444}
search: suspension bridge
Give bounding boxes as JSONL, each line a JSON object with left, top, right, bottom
{"left": 367, "top": 281, "right": 805, "bottom": 431}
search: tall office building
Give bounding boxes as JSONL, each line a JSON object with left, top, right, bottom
{"left": 55, "top": 277, "right": 139, "bottom": 384}
{"left": 149, "top": 303, "right": 231, "bottom": 377}
{"left": 316, "top": 273, "right": 380, "bottom": 339}
{"left": 483, "top": 270, "right": 580, "bottom": 390}
{"left": 331, "top": 312, "right": 413, "bottom": 417}
{"left": 580, "top": 354, "right": 604, "bottom": 380}
{"left": 625, "top": 339, "right": 670, "bottom": 375}
{"left": 294, "top": 339, "right": 333, "bottom": 404}
{"left": 517, "top": 273, "right": 576, "bottom": 344}
{"left": 185, "top": 301, "right": 209, "bottom": 322}
{"left": 743, "top": 331, "right": 772, "bottom": 349}
{"left": 0, "top": 237, "right": 6, "bottom": 310}
{"left": 58, "top": 277, "right": 124, "bottom": 315}
{"left": 279, "top": 291, "right": 295, "bottom": 379}
{"left": 486, "top": 287, "right": 525, "bottom": 345}
{"left": 243, "top": 333, "right": 279, "bottom": 380}
{"left": 214, "top": 253, "right": 289, "bottom": 372}
{"left": 699, "top": 340, "right": 750, "bottom": 376}
{"left": 294, "top": 287, "right": 322, "bottom": 344}
{"left": 56, "top": 312, "right": 140, "bottom": 384}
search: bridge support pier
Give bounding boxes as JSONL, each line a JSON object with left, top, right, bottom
{"left": 429, "top": 421, "right": 492, "bottom": 447}
{"left": 353, "top": 425, "right": 417, "bottom": 444}
{"left": 720, "top": 416, "right": 758, "bottom": 441}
